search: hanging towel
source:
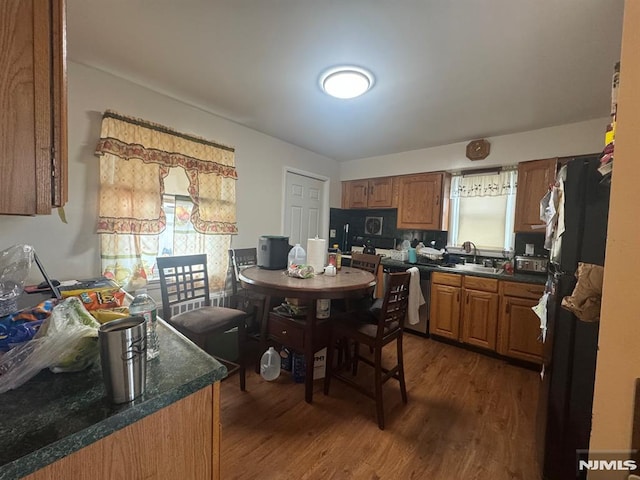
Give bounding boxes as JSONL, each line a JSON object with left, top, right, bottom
{"left": 406, "top": 267, "right": 425, "bottom": 325}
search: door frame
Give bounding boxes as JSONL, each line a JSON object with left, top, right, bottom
{"left": 281, "top": 167, "right": 330, "bottom": 242}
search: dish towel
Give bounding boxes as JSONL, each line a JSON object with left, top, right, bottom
{"left": 406, "top": 267, "right": 425, "bottom": 325}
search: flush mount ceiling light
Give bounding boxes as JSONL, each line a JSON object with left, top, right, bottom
{"left": 320, "top": 66, "right": 375, "bottom": 99}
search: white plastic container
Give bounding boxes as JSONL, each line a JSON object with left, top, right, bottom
{"left": 287, "top": 243, "right": 307, "bottom": 267}
{"left": 260, "top": 346, "right": 281, "bottom": 381}
{"left": 128, "top": 289, "right": 159, "bottom": 360}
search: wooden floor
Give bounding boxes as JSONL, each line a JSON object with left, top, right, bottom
{"left": 220, "top": 334, "right": 541, "bottom": 480}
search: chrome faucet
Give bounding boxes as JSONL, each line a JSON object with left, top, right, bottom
{"left": 462, "top": 241, "right": 478, "bottom": 264}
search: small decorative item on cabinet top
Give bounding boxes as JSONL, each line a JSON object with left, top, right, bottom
{"left": 466, "top": 139, "right": 491, "bottom": 161}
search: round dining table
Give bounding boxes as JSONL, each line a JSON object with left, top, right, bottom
{"left": 239, "top": 266, "right": 376, "bottom": 403}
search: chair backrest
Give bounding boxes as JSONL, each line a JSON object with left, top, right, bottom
{"left": 375, "top": 272, "right": 411, "bottom": 340}
{"left": 228, "top": 248, "right": 258, "bottom": 295}
{"left": 156, "top": 254, "right": 211, "bottom": 321}
{"left": 350, "top": 252, "right": 381, "bottom": 274}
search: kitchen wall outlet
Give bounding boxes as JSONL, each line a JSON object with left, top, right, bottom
{"left": 525, "top": 243, "right": 535, "bottom": 256}
{"left": 329, "top": 229, "right": 336, "bottom": 238}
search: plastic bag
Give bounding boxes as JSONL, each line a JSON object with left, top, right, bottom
{"left": 0, "top": 244, "right": 33, "bottom": 316}
{"left": 0, "top": 297, "right": 101, "bottom": 393}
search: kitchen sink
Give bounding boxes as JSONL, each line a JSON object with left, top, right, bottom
{"left": 439, "top": 263, "right": 504, "bottom": 275}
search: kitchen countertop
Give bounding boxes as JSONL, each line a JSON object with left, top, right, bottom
{"left": 0, "top": 319, "right": 227, "bottom": 480}
{"left": 380, "top": 257, "right": 547, "bottom": 285}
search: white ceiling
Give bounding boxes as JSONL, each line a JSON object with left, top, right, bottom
{"left": 67, "top": 0, "right": 625, "bottom": 161}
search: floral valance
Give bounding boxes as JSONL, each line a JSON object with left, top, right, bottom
{"left": 450, "top": 170, "right": 517, "bottom": 198}
{"left": 95, "top": 111, "right": 238, "bottom": 235}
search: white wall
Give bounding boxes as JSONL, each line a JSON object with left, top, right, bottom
{"left": 0, "top": 62, "right": 340, "bottom": 283}
{"left": 340, "top": 118, "right": 608, "bottom": 180}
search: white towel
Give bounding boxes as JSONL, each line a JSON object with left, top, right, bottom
{"left": 406, "top": 267, "right": 425, "bottom": 325}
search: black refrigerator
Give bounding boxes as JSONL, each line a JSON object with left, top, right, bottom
{"left": 537, "top": 155, "right": 610, "bottom": 480}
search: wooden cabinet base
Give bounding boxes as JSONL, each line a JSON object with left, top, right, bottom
{"left": 24, "top": 383, "right": 221, "bottom": 480}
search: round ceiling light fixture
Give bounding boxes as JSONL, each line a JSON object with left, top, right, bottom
{"left": 319, "top": 66, "right": 375, "bottom": 99}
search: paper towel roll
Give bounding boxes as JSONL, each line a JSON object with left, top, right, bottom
{"left": 306, "top": 238, "right": 327, "bottom": 274}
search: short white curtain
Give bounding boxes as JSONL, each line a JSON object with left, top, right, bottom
{"left": 450, "top": 170, "right": 517, "bottom": 198}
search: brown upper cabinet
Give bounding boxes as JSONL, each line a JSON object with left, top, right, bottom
{"left": 0, "top": 0, "right": 67, "bottom": 215}
{"left": 341, "top": 177, "right": 397, "bottom": 209}
{"left": 397, "top": 172, "right": 450, "bottom": 230}
{"left": 514, "top": 158, "right": 557, "bottom": 232}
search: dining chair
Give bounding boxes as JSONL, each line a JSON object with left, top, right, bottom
{"left": 156, "top": 254, "right": 248, "bottom": 391}
{"left": 228, "top": 248, "right": 266, "bottom": 334}
{"left": 323, "top": 271, "right": 411, "bottom": 430}
{"left": 349, "top": 252, "right": 381, "bottom": 275}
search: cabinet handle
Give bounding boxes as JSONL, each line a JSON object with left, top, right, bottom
{"left": 435, "top": 195, "right": 440, "bottom": 206}
{"left": 466, "top": 293, "right": 469, "bottom": 304}
{"left": 456, "top": 292, "right": 460, "bottom": 302}
{"left": 370, "top": 186, "right": 374, "bottom": 195}
{"left": 506, "top": 303, "right": 510, "bottom": 314}
{"left": 281, "top": 330, "right": 287, "bottom": 335}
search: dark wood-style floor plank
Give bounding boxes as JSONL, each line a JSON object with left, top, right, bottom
{"left": 220, "top": 334, "right": 541, "bottom": 480}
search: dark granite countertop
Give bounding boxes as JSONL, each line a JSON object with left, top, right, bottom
{"left": 0, "top": 319, "right": 227, "bottom": 480}
{"left": 380, "top": 258, "right": 547, "bottom": 285}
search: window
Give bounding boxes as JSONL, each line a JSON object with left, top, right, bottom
{"left": 95, "top": 111, "right": 237, "bottom": 292}
{"left": 448, "top": 170, "right": 517, "bottom": 251}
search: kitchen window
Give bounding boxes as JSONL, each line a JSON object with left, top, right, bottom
{"left": 95, "top": 111, "right": 237, "bottom": 292}
{"left": 448, "top": 169, "right": 517, "bottom": 251}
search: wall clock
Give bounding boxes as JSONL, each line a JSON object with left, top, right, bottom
{"left": 466, "top": 139, "right": 491, "bottom": 161}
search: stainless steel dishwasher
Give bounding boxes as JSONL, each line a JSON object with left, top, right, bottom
{"left": 383, "top": 266, "right": 430, "bottom": 336}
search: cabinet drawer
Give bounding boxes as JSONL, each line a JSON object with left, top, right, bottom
{"left": 500, "top": 281, "right": 544, "bottom": 299}
{"left": 431, "top": 272, "right": 462, "bottom": 287}
{"left": 463, "top": 275, "right": 498, "bottom": 293}
{"left": 268, "top": 313, "right": 306, "bottom": 350}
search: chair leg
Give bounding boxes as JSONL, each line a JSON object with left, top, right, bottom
{"left": 374, "top": 346, "right": 385, "bottom": 430}
{"left": 238, "top": 319, "right": 247, "bottom": 392}
{"left": 323, "top": 331, "right": 334, "bottom": 395}
{"left": 397, "top": 335, "right": 407, "bottom": 403}
{"left": 352, "top": 342, "right": 360, "bottom": 375}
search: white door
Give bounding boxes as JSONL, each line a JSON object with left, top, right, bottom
{"left": 284, "top": 171, "right": 325, "bottom": 246}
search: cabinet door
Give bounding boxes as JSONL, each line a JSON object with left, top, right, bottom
{"left": 0, "top": 0, "right": 66, "bottom": 215}
{"left": 342, "top": 180, "right": 369, "bottom": 208}
{"left": 514, "top": 158, "right": 557, "bottom": 232}
{"left": 368, "top": 177, "right": 394, "bottom": 208}
{"left": 461, "top": 289, "right": 499, "bottom": 351}
{"left": 397, "top": 173, "right": 449, "bottom": 230}
{"left": 429, "top": 283, "right": 461, "bottom": 340}
{"left": 497, "top": 296, "right": 543, "bottom": 363}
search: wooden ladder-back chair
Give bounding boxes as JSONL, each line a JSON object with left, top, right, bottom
{"left": 350, "top": 252, "right": 381, "bottom": 275}
{"left": 324, "top": 271, "right": 411, "bottom": 430}
{"left": 157, "top": 254, "right": 248, "bottom": 391}
{"left": 228, "top": 248, "right": 267, "bottom": 334}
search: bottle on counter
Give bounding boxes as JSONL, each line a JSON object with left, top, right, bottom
{"left": 129, "top": 288, "right": 159, "bottom": 360}
{"left": 327, "top": 245, "right": 337, "bottom": 267}
{"left": 332, "top": 244, "right": 342, "bottom": 270}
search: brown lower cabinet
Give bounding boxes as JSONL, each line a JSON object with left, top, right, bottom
{"left": 430, "top": 272, "right": 544, "bottom": 364}
{"left": 497, "top": 281, "right": 545, "bottom": 363}
{"left": 23, "top": 384, "right": 222, "bottom": 480}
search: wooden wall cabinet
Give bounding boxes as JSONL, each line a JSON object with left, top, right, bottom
{"left": 24, "top": 384, "right": 222, "bottom": 480}
{"left": 0, "top": 0, "right": 67, "bottom": 215}
{"left": 514, "top": 158, "right": 557, "bottom": 232}
{"left": 341, "top": 177, "right": 396, "bottom": 209}
{"left": 497, "top": 281, "right": 545, "bottom": 364}
{"left": 461, "top": 276, "right": 499, "bottom": 351}
{"left": 397, "top": 172, "right": 450, "bottom": 230}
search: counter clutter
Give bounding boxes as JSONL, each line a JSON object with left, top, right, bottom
{"left": 0, "top": 319, "right": 227, "bottom": 480}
